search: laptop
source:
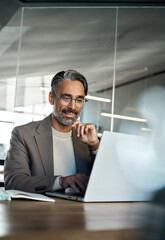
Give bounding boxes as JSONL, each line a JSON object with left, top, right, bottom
{"left": 46, "top": 131, "right": 157, "bottom": 202}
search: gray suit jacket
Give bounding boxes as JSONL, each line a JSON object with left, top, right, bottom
{"left": 4, "top": 114, "right": 94, "bottom": 193}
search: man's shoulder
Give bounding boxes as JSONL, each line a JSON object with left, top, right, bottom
{"left": 13, "top": 114, "right": 52, "bottom": 134}
{"left": 15, "top": 120, "right": 41, "bottom": 130}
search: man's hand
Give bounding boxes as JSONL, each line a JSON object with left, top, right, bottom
{"left": 72, "top": 120, "right": 99, "bottom": 148}
{"left": 59, "top": 173, "right": 89, "bottom": 193}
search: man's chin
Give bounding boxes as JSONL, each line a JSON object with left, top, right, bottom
{"left": 53, "top": 111, "right": 78, "bottom": 126}
{"left": 61, "top": 117, "right": 76, "bottom": 126}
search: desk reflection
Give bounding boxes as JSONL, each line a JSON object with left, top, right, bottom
{"left": 0, "top": 199, "right": 149, "bottom": 240}
{"left": 0, "top": 200, "right": 86, "bottom": 237}
{"left": 83, "top": 202, "right": 147, "bottom": 231}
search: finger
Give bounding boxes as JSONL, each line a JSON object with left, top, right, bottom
{"left": 84, "top": 124, "right": 91, "bottom": 135}
{"left": 84, "top": 124, "right": 95, "bottom": 134}
{"left": 81, "top": 174, "right": 89, "bottom": 186}
{"left": 75, "top": 174, "right": 89, "bottom": 192}
{"left": 70, "top": 183, "right": 80, "bottom": 193}
{"left": 72, "top": 122, "right": 80, "bottom": 136}
{"left": 68, "top": 176, "right": 86, "bottom": 193}
{"left": 60, "top": 175, "right": 88, "bottom": 193}
{"left": 76, "top": 123, "right": 80, "bottom": 137}
{"left": 72, "top": 120, "right": 81, "bottom": 128}
{"left": 80, "top": 125, "right": 85, "bottom": 138}
{"left": 75, "top": 178, "right": 86, "bottom": 192}
{"left": 76, "top": 123, "right": 83, "bottom": 138}
{"left": 64, "top": 176, "right": 80, "bottom": 193}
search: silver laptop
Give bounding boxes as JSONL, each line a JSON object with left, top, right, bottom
{"left": 46, "top": 131, "right": 158, "bottom": 202}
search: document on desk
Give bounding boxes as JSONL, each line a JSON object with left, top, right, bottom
{"left": 0, "top": 189, "right": 55, "bottom": 202}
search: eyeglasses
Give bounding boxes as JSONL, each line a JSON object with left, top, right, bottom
{"left": 55, "top": 94, "right": 87, "bottom": 107}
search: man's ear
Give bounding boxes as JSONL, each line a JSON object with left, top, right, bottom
{"left": 49, "top": 91, "right": 54, "bottom": 105}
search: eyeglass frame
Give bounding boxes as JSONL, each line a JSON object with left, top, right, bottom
{"left": 55, "top": 93, "right": 88, "bottom": 107}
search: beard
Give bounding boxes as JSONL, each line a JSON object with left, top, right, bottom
{"left": 53, "top": 105, "right": 79, "bottom": 126}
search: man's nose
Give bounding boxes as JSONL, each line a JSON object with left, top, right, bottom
{"left": 68, "top": 99, "right": 76, "bottom": 109}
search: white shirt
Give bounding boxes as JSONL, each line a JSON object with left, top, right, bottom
{"left": 52, "top": 127, "right": 76, "bottom": 191}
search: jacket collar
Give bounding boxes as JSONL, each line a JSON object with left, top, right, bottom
{"left": 34, "top": 114, "right": 53, "bottom": 176}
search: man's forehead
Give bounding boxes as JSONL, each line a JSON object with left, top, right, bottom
{"left": 57, "top": 80, "right": 85, "bottom": 94}
{"left": 61, "top": 93, "right": 84, "bottom": 98}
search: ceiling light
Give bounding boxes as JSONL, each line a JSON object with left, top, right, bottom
{"left": 141, "top": 127, "right": 152, "bottom": 131}
{"left": 85, "top": 95, "right": 111, "bottom": 103}
{"left": 101, "top": 113, "right": 147, "bottom": 123}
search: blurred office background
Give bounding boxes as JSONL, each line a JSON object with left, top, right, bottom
{"left": 0, "top": 2, "right": 165, "bottom": 238}
{"left": 0, "top": 0, "right": 165, "bottom": 174}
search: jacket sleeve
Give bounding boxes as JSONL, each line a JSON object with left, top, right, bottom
{"left": 4, "top": 127, "right": 56, "bottom": 194}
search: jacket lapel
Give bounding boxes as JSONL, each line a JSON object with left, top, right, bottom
{"left": 34, "top": 114, "right": 54, "bottom": 176}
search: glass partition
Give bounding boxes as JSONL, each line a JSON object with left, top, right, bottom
{"left": 112, "top": 8, "right": 165, "bottom": 137}
{"left": 0, "top": 8, "right": 22, "bottom": 159}
{"left": 0, "top": 5, "right": 165, "bottom": 159}
{"left": 14, "top": 7, "right": 116, "bottom": 134}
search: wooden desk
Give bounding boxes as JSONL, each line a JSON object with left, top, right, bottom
{"left": 0, "top": 198, "right": 150, "bottom": 240}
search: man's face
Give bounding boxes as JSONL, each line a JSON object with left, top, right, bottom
{"left": 51, "top": 80, "right": 85, "bottom": 126}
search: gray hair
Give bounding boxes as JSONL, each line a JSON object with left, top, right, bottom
{"left": 51, "top": 70, "right": 88, "bottom": 97}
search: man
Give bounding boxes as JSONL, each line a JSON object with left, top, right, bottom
{"left": 4, "top": 70, "right": 99, "bottom": 193}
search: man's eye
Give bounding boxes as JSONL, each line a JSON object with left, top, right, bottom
{"left": 62, "top": 96, "right": 70, "bottom": 101}
{"left": 76, "top": 98, "right": 83, "bottom": 103}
